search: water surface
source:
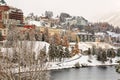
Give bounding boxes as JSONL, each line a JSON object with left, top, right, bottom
{"left": 50, "top": 66, "right": 120, "bottom": 80}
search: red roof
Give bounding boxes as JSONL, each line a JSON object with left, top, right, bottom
{"left": 24, "top": 25, "right": 35, "bottom": 29}
{"left": 0, "top": 5, "right": 10, "bottom": 11}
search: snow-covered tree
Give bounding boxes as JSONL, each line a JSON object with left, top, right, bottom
{"left": 0, "top": 31, "right": 3, "bottom": 41}
{"left": 58, "top": 45, "right": 63, "bottom": 61}
{"left": 48, "top": 44, "right": 55, "bottom": 61}
{"left": 117, "top": 48, "right": 120, "bottom": 57}
{"left": 87, "top": 48, "right": 92, "bottom": 59}
{"left": 101, "top": 50, "right": 107, "bottom": 63}
{"left": 97, "top": 48, "right": 107, "bottom": 63}
{"left": 45, "top": 11, "right": 53, "bottom": 19}
{"left": 64, "top": 47, "right": 70, "bottom": 58}
{"left": 0, "top": 25, "right": 50, "bottom": 80}
{"left": 44, "top": 27, "right": 50, "bottom": 42}
{"left": 107, "top": 48, "right": 116, "bottom": 58}
{"left": 60, "top": 13, "right": 71, "bottom": 22}
{"left": 92, "top": 45, "right": 96, "bottom": 55}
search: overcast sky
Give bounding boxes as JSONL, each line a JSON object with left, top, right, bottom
{"left": 5, "top": 0, "right": 120, "bottom": 21}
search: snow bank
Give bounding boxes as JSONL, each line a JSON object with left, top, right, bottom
{"left": 70, "top": 42, "right": 116, "bottom": 51}
{"left": 107, "top": 31, "right": 120, "bottom": 37}
{"left": 48, "top": 54, "right": 119, "bottom": 70}
{"left": 28, "top": 20, "right": 42, "bottom": 26}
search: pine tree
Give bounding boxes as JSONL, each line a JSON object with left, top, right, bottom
{"left": 92, "top": 46, "right": 96, "bottom": 55}
{"left": 48, "top": 44, "right": 55, "bottom": 61}
{"left": 101, "top": 50, "right": 107, "bottom": 63}
{"left": 58, "top": 45, "right": 63, "bottom": 62}
{"left": 96, "top": 48, "right": 102, "bottom": 61}
{"left": 107, "top": 48, "right": 116, "bottom": 58}
{"left": 0, "top": 32, "right": 3, "bottom": 41}
{"left": 117, "top": 48, "right": 120, "bottom": 57}
{"left": 88, "top": 48, "right": 92, "bottom": 59}
{"left": 45, "top": 11, "right": 53, "bottom": 19}
{"left": 96, "top": 49, "right": 107, "bottom": 63}
{"left": 64, "top": 47, "right": 70, "bottom": 58}
{"left": 88, "top": 48, "right": 91, "bottom": 55}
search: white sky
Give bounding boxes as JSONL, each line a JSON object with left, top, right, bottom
{"left": 5, "top": 0, "right": 120, "bottom": 22}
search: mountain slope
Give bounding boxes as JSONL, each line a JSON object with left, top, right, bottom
{"left": 98, "top": 11, "right": 120, "bottom": 27}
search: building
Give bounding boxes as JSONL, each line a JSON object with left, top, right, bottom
{"left": 0, "top": 5, "right": 23, "bottom": 26}
{"left": 40, "top": 27, "right": 65, "bottom": 36}
{"left": 76, "top": 32, "right": 95, "bottom": 42}
{"left": 0, "top": 22, "right": 7, "bottom": 40}
{"left": 0, "top": 2, "right": 23, "bottom": 40}
{"left": 95, "top": 32, "right": 106, "bottom": 42}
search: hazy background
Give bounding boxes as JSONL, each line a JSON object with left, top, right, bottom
{"left": 5, "top": 0, "right": 120, "bottom": 22}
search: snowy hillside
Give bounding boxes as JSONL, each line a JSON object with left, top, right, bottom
{"left": 98, "top": 11, "right": 120, "bottom": 27}
{"left": 107, "top": 31, "right": 120, "bottom": 37}
{"left": 70, "top": 42, "right": 116, "bottom": 51}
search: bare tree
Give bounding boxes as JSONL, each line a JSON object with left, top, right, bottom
{"left": 0, "top": 25, "right": 50, "bottom": 80}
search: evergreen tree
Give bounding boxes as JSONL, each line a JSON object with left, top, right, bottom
{"left": 101, "top": 50, "right": 107, "bottom": 63}
{"left": 96, "top": 48, "right": 103, "bottom": 61}
{"left": 64, "top": 47, "right": 70, "bottom": 58}
{"left": 88, "top": 48, "right": 91, "bottom": 55}
{"left": 88, "top": 48, "right": 92, "bottom": 59}
{"left": 92, "top": 46, "right": 96, "bottom": 55}
{"left": 117, "top": 48, "right": 120, "bottom": 57}
{"left": 97, "top": 49, "right": 107, "bottom": 63}
{"left": 107, "top": 49, "right": 111, "bottom": 57}
{"left": 0, "top": 32, "right": 3, "bottom": 41}
{"left": 45, "top": 11, "right": 53, "bottom": 19}
{"left": 107, "top": 48, "right": 116, "bottom": 58}
{"left": 0, "top": 0, "right": 6, "bottom": 4}
{"left": 48, "top": 44, "right": 54, "bottom": 61}
{"left": 58, "top": 45, "right": 63, "bottom": 62}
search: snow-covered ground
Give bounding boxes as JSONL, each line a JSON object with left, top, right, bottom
{"left": 27, "top": 20, "right": 42, "bottom": 26}
{"left": 0, "top": 41, "right": 119, "bottom": 72}
{"left": 47, "top": 54, "right": 119, "bottom": 70}
{"left": 70, "top": 42, "right": 117, "bottom": 51}
{"left": 107, "top": 31, "right": 120, "bottom": 37}
{"left": 10, "top": 54, "right": 120, "bottom": 73}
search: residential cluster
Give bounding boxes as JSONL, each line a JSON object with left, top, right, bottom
{"left": 0, "top": 2, "right": 120, "bottom": 47}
